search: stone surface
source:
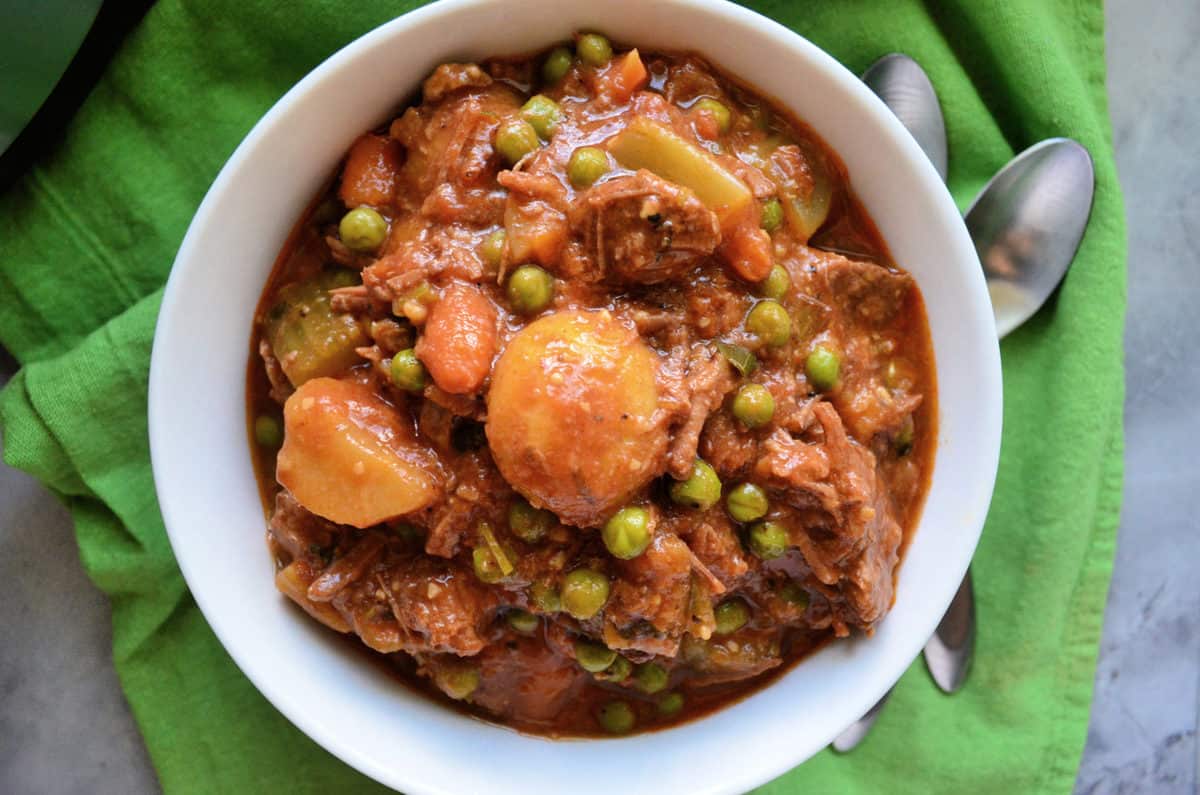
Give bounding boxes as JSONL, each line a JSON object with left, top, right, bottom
{"left": 0, "top": 0, "right": 1196, "bottom": 792}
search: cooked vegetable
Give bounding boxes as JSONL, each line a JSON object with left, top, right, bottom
{"left": 731, "top": 383, "right": 775, "bottom": 428}
{"left": 575, "top": 638, "right": 618, "bottom": 672}
{"left": 633, "top": 662, "right": 669, "bottom": 694}
{"left": 779, "top": 581, "right": 810, "bottom": 609}
{"left": 266, "top": 270, "right": 369, "bottom": 387}
{"left": 748, "top": 520, "right": 789, "bottom": 560}
{"left": 254, "top": 414, "right": 282, "bottom": 448}
{"left": 726, "top": 483, "right": 768, "bottom": 523}
{"left": 669, "top": 459, "right": 722, "bottom": 510}
{"left": 415, "top": 282, "right": 498, "bottom": 395}
{"left": 693, "top": 98, "right": 732, "bottom": 134}
{"left": 604, "top": 49, "right": 649, "bottom": 101}
{"left": 746, "top": 299, "right": 791, "bottom": 347}
{"left": 561, "top": 568, "right": 610, "bottom": 619}
{"left": 521, "top": 94, "right": 562, "bottom": 139}
{"left": 479, "top": 228, "right": 506, "bottom": 269}
{"left": 507, "top": 609, "right": 539, "bottom": 634}
{"left": 339, "top": 206, "right": 389, "bottom": 252}
{"left": 276, "top": 378, "right": 440, "bottom": 527}
{"left": 389, "top": 349, "right": 427, "bottom": 392}
{"left": 530, "top": 580, "right": 562, "bottom": 613}
{"left": 595, "top": 655, "right": 633, "bottom": 683}
{"left": 760, "top": 198, "right": 783, "bottom": 233}
{"left": 716, "top": 341, "right": 758, "bottom": 377}
{"left": 576, "top": 32, "right": 613, "bottom": 66}
{"left": 895, "top": 414, "right": 915, "bottom": 456}
{"left": 542, "top": 46, "right": 574, "bottom": 83}
{"left": 657, "top": 692, "right": 684, "bottom": 716}
{"left": 508, "top": 497, "right": 556, "bottom": 543}
{"left": 568, "top": 146, "right": 610, "bottom": 188}
{"left": 486, "top": 311, "right": 664, "bottom": 527}
{"left": 713, "top": 599, "right": 750, "bottom": 634}
{"left": 495, "top": 119, "right": 540, "bottom": 165}
{"left": 434, "top": 663, "right": 481, "bottom": 700}
{"left": 760, "top": 264, "right": 790, "bottom": 300}
{"left": 771, "top": 143, "right": 833, "bottom": 242}
{"left": 805, "top": 344, "right": 841, "bottom": 390}
{"left": 597, "top": 700, "right": 636, "bottom": 734}
{"left": 607, "top": 118, "right": 752, "bottom": 226}
{"left": 506, "top": 264, "right": 555, "bottom": 314}
{"left": 602, "top": 505, "right": 652, "bottom": 559}
{"left": 338, "top": 133, "right": 400, "bottom": 208}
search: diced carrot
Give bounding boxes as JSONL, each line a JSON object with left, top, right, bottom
{"left": 415, "top": 282, "right": 498, "bottom": 394}
{"left": 720, "top": 214, "right": 773, "bottom": 282}
{"left": 610, "top": 49, "right": 649, "bottom": 102}
{"left": 338, "top": 134, "right": 401, "bottom": 208}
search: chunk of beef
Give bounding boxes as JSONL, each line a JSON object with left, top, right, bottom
{"left": 754, "top": 402, "right": 901, "bottom": 630}
{"left": 603, "top": 533, "right": 693, "bottom": 656}
{"left": 570, "top": 170, "right": 721, "bottom": 284}
{"left": 422, "top": 63, "right": 492, "bottom": 103}
{"left": 338, "top": 556, "right": 496, "bottom": 656}
{"left": 460, "top": 635, "right": 586, "bottom": 723}
{"left": 794, "top": 249, "right": 923, "bottom": 442}
{"left": 670, "top": 511, "right": 750, "bottom": 588}
{"left": 680, "top": 629, "right": 783, "bottom": 685}
{"left": 662, "top": 345, "right": 737, "bottom": 479}
{"left": 268, "top": 489, "right": 338, "bottom": 560}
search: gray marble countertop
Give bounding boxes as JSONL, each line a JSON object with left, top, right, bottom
{"left": 1, "top": 0, "right": 1195, "bottom": 792}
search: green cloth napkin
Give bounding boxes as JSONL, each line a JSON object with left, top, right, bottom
{"left": 0, "top": 1, "right": 1125, "bottom": 792}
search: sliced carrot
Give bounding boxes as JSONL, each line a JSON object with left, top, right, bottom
{"left": 720, "top": 213, "right": 774, "bottom": 282}
{"left": 416, "top": 282, "right": 498, "bottom": 394}
{"left": 338, "top": 133, "right": 401, "bottom": 208}
{"left": 610, "top": 48, "right": 649, "bottom": 102}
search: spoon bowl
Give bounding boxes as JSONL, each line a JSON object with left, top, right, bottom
{"left": 967, "top": 138, "right": 1095, "bottom": 338}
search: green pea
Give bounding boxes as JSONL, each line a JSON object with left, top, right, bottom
{"left": 761, "top": 199, "right": 784, "bottom": 233}
{"left": 507, "top": 609, "right": 538, "bottom": 634}
{"left": 693, "top": 98, "right": 732, "bottom": 134}
{"left": 521, "top": 94, "right": 562, "bottom": 140}
{"left": 254, "top": 414, "right": 282, "bottom": 448}
{"left": 657, "top": 691, "right": 684, "bottom": 717}
{"left": 597, "top": 700, "right": 636, "bottom": 734}
{"left": 530, "top": 580, "right": 561, "bottom": 613}
{"left": 731, "top": 383, "right": 775, "bottom": 428}
{"left": 561, "top": 568, "right": 610, "bottom": 619}
{"left": 436, "top": 664, "right": 480, "bottom": 700}
{"left": 389, "top": 349, "right": 426, "bottom": 392}
{"left": 726, "top": 483, "right": 768, "bottom": 523}
{"left": 576, "top": 33, "right": 613, "bottom": 66}
{"left": 669, "top": 459, "right": 722, "bottom": 511}
{"left": 338, "top": 206, "right": 388, "bottom": 252}
{"left": 633, "top": 662, "right": 669, "bottom": 694}
{"left": 602, "top": 506, "right": 651, "bottom": 560}
{"left": 713, "top": 599, "right": 750, "bottom": 635}
{"left": 746, "top": 299, "right": 792, "bottom": 347}
{"left": 495, "top": 119, "right": 540, "bottom": 165}
{"left": 472, "top": 544, "right": 513, "bottom": 584}
{"left": 748, "top": 520, "right": 789, "bottom": 560}
{"left": 805, "top": 345, "right": 841, "bottom": 390}
{"left": 479, "top": 229, "right": 506, "bottom": 269}
{"left": 760, "top": 264, "right": 790, "bottom": 300}
{"left": 542, "top": 45, "right": 574, "bottom": 83}
{"left": 895, "top": 414, "right": 915, "bottom": 456}
{"left": 595, "top": 655, "right": 632, "bottom": 683}
{"left": 575, "top": 637, "right": 617, "bottom": 673}
{"left": 779, "top": 581, "right": 810, "bottom": 609}
{"left": 506, "top": 264, "right": 555, "bottom": 314}
{"left": 568, "top": 146, "right": 610, "bottom": 188}
{"left": 508, "top": 497, "right": 556, "bottom": 543}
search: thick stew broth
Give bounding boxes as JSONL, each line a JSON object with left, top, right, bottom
{"left": 248, "top": 36, "right": 936, "bottom": 737}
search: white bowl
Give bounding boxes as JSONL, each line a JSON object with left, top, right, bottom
{"left": 148, "top": 1, "right": 1002, "bottom": 792}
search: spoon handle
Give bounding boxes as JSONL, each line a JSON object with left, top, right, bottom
{"left": 831, "top": 689, "right": 892, "bottom": 752}
{"left": 924, "top": 569, "right": 976, "bottom": 692}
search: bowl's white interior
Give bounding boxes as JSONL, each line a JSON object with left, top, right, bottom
{"left": 148, "top": 1, "right": 1001, "bottom": 793}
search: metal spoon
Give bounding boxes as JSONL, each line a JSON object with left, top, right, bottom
{"left": 834, "top": 55, "right": 1095, "bottom": 751}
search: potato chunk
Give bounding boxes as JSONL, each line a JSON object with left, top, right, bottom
{"left": 277, "top": 378, "right": 441, "bottom": 527}
{"left": 486, "top": 311, "right": 664, "bottom": 527}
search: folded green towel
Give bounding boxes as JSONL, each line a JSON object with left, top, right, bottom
{"left": 0, "top": 1, "right": 1125, "bottom": 792}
